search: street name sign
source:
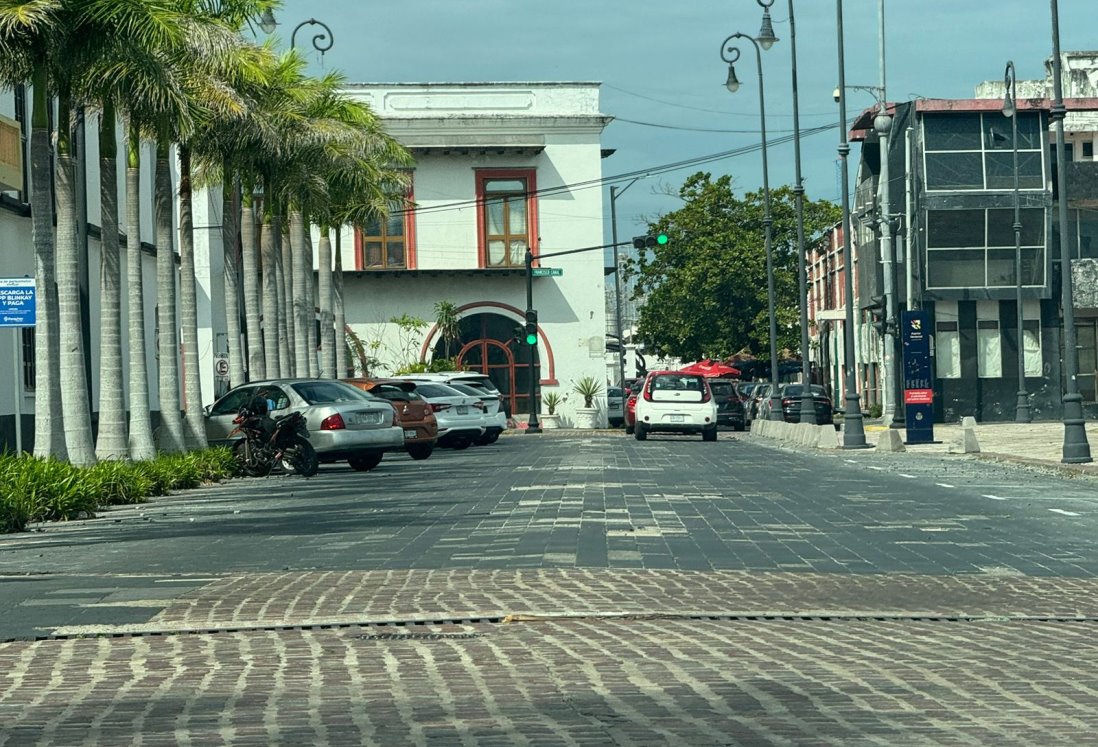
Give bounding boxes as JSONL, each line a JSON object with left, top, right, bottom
{"left": 0, "top": 277, "right": 35, "bottom": 327}
{"left": 531, "top": 267, "right": 563, "bottom": 277}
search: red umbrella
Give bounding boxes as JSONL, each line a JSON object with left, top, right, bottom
{"left": 678, "top": 359, "right": 741, "bottom": 377}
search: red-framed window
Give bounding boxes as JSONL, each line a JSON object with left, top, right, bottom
{"left": 476, "top": 169, "right": 538, "bottom": 268}
{"left": 355, "top": 179, "right": 417, "bottom": 270}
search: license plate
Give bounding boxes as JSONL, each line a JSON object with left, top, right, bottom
{"left": 403, "top": 429, "right": 416, "bottom": 439}
{"left": 669, "top": 414, "right": 685, "bottom": 423}
{"left": 456, "top": 406, "right": 468, "bottom": 414}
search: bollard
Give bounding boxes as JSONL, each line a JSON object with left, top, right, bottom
{"left": 877, "top": 429, "right": 906, "bottom": 452}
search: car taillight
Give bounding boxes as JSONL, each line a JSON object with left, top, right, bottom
{"left": 642, "top": 381, "right": 653, "bottom": 402}
{"left": 431, "top": 403, "right": 451, "bottom": 412}
{"left": 700, "top": 385, "right": 711, "bottom": 403}
{"left": 782, "top": 398, "right": 794, "bottom": 407}
{"left": 319, "top": 413, "right": 345, "bottom": 430}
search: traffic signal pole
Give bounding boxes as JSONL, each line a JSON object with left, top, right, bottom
{"left": 523, "top": 236, "right": 664, "bottom": 434}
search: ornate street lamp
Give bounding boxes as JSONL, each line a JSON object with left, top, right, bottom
{"left": 721, "top": 32, "right": 782, "bottom": 421}
{"left": 1002, "top": 61, "right": 1032, "bottom": 424}
{"left": 834, "top": 0, "right": 869, "bottom": 448}
{"left": 1048, "top": 0, "right": 1092, "bottom": 463}
{"left": 291, "top": 18, "right": 334, "bottom": 57}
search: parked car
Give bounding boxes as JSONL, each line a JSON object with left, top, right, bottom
{"left": 399, "top": 381, "right": 486, "bottom": 449}
{"left": 747, "top": 383, "right": 773, "bottom": 423}
{"left": 707, "top": 378, "right": 746, "bottom": 431}
{"left": 204, "top": 379, "right": 404, "bottom": 472}
{"left": 402, "top": 372, "right": 508, "bottom": 442}
{"left": 341, "top": 378, "right": 439, "bottom": 460}
{"left": 772, "top": 383, "right": 835, "bottom": 425}
{"left": 624, "top": 392, "right": 638, "bottom": 435}
{"left": 444, "top": 381, "right": 504, "bottom": 445}
{"left": 607, "top": 386, "right": 625, "bottom": 427}
{"left": 632, "top": 371, "right": 719, "bottom": 442}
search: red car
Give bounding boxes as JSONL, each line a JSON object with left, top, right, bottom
{"left": 624, "top": 392, "right": 638, "bottom": 435}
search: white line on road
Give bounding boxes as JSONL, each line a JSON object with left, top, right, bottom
{"left": 1048, "top": 508, "right": 1081, "bottom": 517}
{"left": 866, "top": 466, "right": 885, "bottom": 471}
{"left": 936, "top": 483, "right": 956, "bottom": 488}
{"left": 982, "top": 494, "right": 1007, "bottom": 501}
{"left": 898, "top": 474, "right": 917, "bottom": 479}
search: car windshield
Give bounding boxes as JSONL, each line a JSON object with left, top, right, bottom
{"left": 291, "top": 380, "right": 378, "bottom": 405}
{"left": 708, "top": 381, "right": 735, "bottom": 397}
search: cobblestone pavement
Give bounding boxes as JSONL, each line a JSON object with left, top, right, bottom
{"left": 3, "top": 434, "right": 1098, "bottom": 743}
{"left": 1, "top": 617, "right": 1096, "bottom": 745}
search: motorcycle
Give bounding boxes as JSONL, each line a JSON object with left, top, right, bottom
{"left": 230, "top": 405, "right": 319, "bottom": 477}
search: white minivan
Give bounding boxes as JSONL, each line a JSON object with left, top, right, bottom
{"left": 633, "top": 371, "right": 719, "bottom": 442}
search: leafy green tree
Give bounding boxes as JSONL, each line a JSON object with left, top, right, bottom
{"left": 628, "top": 172, "right": 839, "bottom": 363}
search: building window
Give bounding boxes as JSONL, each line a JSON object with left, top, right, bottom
{"left": 1084, "top": 141, "right": 1095, "bottom": 160}
{"left": 976, "top": 301, "right": 1001, "bottom": 378}
{"left": 21, "top": 327, "right": 34, "bottom": 391}
{"left": 926, "top": 208, "right": 1045, "bottom": 290}
{"left": 922, "top": 112, "right": 1044, "bottom": 192}
{"left": 355, "top": 178, "right": 415, "bottom": 270}
{"left": 476, "top": 169, "right": 537, "bottom": 268}
{"left": 935, "top": 301, "right": 961, "bottom": 379}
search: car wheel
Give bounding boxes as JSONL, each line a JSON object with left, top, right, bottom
{"left": 625, "top": 424, "right": 634, "bottom": 435}
{"left": 735, "top": 423, "right": 746, "bottom": 432}
{"left": 406, "top": 443, "right": 434, "bottom": 460}
{"left": 450, "top": 439, "right": 471, "bottom": 451}
{"left": 348, "top": 452, "right": 384, "bottom": 472}
{"left": 475, "top": 432, "right": 499, "bottom": 446}
{"left": 634, "top": 423, "right": 647, "bottom": 441}
{"left": 702, "top": 427, "right": 718, "bottom": 442}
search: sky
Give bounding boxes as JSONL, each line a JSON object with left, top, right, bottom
{"left": 268, "top": 0, "right": 1093, "bottom": 253}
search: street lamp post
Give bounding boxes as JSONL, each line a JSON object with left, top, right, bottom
{"left": 291, "top": 18, "right": 334, "bottom": 56}
{"left": 721, "top": 31, "right": 782, "bottom": 421}
{"left": 834, "top": 0, "right": 869, "bottom": 448}
{"left": 610, "top": 179, "right": 640, "bottom": 409}
{"left": 1049, "top": 0, "right": 1092, "bottom": 463}
{"left": 1002, "top": 62, "right": 1032, "bottom": 424}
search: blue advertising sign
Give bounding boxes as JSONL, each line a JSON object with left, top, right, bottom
{"left": 901, "top": 309, "right": 934, "bottom": 444}
{"left": 0, "top": 278, "right": 35, "bottom": 327}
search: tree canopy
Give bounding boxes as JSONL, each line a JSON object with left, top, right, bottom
{"left": 627, "top": 172, "right": 840, "bottom": 363}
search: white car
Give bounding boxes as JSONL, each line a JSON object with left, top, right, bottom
{"left": 632, "top": 371, "right": 719, "bottom": 442}
{"left": 401, "top": 381, "right": 486, "bottom": 449}
{"left": 444, "top": 381, "right": 507, "bottom": 445}
{"left": 403, "top": 372, "right": 508, "bottom": 443}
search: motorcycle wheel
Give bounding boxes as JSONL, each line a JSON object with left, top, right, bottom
{"left": 233, "top": 439, "right": 272, "bottom": 477}
{"left": 283, "top": 437, "right": 319, "bottom": 477}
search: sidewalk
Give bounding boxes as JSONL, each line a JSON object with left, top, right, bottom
{"left": 829, "top": 419, "right": 1098, "bottom": 477}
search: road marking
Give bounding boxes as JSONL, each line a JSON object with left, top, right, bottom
{"left": 936, "top": 483, "right": 955, "bottom": 488}
{"left": 982, "top": 494, "right": 1007, "bottom": 501}
{"left": 1049, "top": 508, "right": 1081, "bottom": 517}
{"left": 898, "top": 474, "right": 916, "bottom": 479}
{"left": 866, "top": 466, "right": 885, "bottom": 471}
{"left": 844, "top": 459, "right": 857, "bottom": 464}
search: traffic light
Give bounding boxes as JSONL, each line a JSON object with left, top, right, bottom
{"left": 524, "top": 309, "right": 538, "bottom": 345}
{"left": 867, "top": 295, "right": 888, "bottom": 337}
{"left": 632, "top": 233, "right": 669, "bottom": 250}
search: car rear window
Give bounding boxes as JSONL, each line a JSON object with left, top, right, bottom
{"left": 447, "top": 382, "right": 489, "bottom": 398}
{"left": 291, "top": 381, "right": 377, "bottom": 405}
{"left": 413, "top": 382, "right": 463, "bottom": 399}
{"left": 371, "top": 384, "right": 423, "bottom": 402}
{"left": 453, "top": 376, "right": 499, "bottom": 394}
{"left": 649, "top": 374, "right": 706, "bottom": 392}
{"left": 607, "top": 387, "right": 624, "bottom": 398}
{"left": 708, "top": 381, "right": 734, "bottom": 397}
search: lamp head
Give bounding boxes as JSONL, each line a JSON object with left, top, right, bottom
{"left": 1002, "top": 60, "right": 1016, "bottom": 118}
{"left": 725, "top": 64, "right": 741, "bottom": 94}
{"left": 756, "top": 8, "right": 779, "bottom": 50}
{"left": 832, "top": 87, "right": 841, "bottom": 103}
{"left": 258, "top": 8, "right": 277, "bottom": 34}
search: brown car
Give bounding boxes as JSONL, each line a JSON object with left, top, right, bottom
{"left": 342, "top": 378, "right": 439, "bottom": 460}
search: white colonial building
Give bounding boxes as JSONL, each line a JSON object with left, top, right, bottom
{"left": 322, "top": 82, "right": 613, "bottom": 425}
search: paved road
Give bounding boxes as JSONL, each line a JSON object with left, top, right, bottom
{"left": 2, "top": 434, "right": 1097, "bottom": 744}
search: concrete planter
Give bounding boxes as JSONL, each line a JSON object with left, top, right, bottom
{"left": 540, "top": 414, "right": 561, "bottom": 429}
{"left": 573, "top": 407, "right": 599, "bottom": 429}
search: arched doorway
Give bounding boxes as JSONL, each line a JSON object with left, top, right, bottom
{"left": 433, "top": 312, "right": 539, "bottom": 417}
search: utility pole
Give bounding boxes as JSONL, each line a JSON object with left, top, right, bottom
{"left": 875, "top": 0, "right": 899, "bottom": 428}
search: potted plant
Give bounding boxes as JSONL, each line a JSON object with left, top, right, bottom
{"left": 571, "top": 376, "right": 603, "bottom": 428}
{"left": 541, "top": 391, "right": 563, "bottom": 429}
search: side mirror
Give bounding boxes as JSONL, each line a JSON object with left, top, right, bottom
{"left": 203, "top": 404, "right": 212, "bottom": 417}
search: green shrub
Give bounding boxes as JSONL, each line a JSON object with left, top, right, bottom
{"left": 0, "top": 455, "right": 98, "bottom": 532}
{"left": 83, "top": 460, "right": 152, "bottom": 506}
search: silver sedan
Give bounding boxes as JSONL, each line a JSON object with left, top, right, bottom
{"left": 204, "top": 379, "right": 404, "bottom": 471}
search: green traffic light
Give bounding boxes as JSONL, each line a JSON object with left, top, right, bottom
{"left": 656, "top": 233, "right": 668, "bottom": 245}
{"left": 526, "top": 333, "right": 538, "bottom": 345}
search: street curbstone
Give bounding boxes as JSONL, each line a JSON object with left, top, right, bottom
{"left": 877, "top": 429, "right": 906, "bottom": 453}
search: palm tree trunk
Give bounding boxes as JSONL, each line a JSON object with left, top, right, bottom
{"left": 317, "top": 225, "right": 336, "bottom": 379}
{"left": 94, "top": 102, "right": 127, "bottom": 460}
{"left": 176, "top": 144, "right": 206, "bottom": 450}
{"left": 304, "top": 229, "right": 319, "bottom": 378}
{"left": 334, "top": 228, "right": 347, "bottom": 378}
{"left": 155, "top": 133, "right": 183, "bottom": 452}
{"left": 278, "top": 217, "right": 293, "bottom": 377}
{"left": 241, "top": 193, "right": 264, "bottom": 380}
{"left": 55, "top": 91, "right": 96, "bottom": 466}
{"left": 29, "top": 69, "right": 66, "bottom": 460}
{"left": 290, "top": 207, "right": 309, "bottom": 376}
{"left": 222, "top": 174, "right": 245, "bottom": 387}
{"left": 126, "top": 127, "right": 155, "bottom": 460}
{"left": 260, "top": 215, "right": 280, "bottom": 379}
